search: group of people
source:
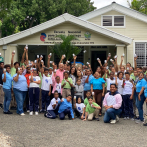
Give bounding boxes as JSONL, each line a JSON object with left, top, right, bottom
{"left": 1, "top": 46, "right": 147, "bottom": 126}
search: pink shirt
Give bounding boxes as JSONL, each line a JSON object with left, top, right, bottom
{"left": 103, "top": 92, "right": 122, "bottom": 109}
{"left": 56, "top": 69, "right": 64, "bottom": 83}
{"left": 52, "top": 74, "right": 62, "bottom": 94}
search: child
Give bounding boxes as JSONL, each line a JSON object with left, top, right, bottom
{"left": 41, "top": 68, "right": 52, "bottom": 112}
{"left": 83, "top": 96, "right": 101, "bottom": 121}
{"left": 61, "top": 71, "right": 73, "bottom": 98}
{"left": 58, "top": 95, "right": 74, "bottom": 120}
{"left": 84, "top": 91, "right": 92, "bottom": 106}
{"left": 52, "top": 70, "right": 62, "bottom": 98}
{"left": 122, "top": 72, "right": 134, "bottom": 120}
{"left": 74, "top": 79, "right": 83, "bottom": 100}
{"left": 29, "top": 69, "right": 41, "bottom": 115}
{"left": 74, "top": 97, "right": 85, "bottom": 120}
{"left": 45, "top": 91, "right": 60, "bottom": 119}
{"left": 48, "top": 67, "right": 53, "bottom": 78}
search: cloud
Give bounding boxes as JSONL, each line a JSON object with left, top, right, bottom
{"left": 92, "top": 0, "right": 131, "bottom": 9}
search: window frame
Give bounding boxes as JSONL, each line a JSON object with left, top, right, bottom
{"left": 101, "top": 15, "right": 126, "bottom": 28}
{"left": 133, "top": 40, "right": 147, "bottom": 67}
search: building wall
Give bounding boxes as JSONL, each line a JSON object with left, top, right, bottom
{"left": 11, "top": 22, "right": 123, "bottom": 46}
{"left": 88, "top": 10, "right": 147, "bottom": 65}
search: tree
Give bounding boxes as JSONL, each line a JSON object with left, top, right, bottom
{"left": 52, "top": 35, "right": 82, "bottom": 61}
{"left": 1, "top": 0, "right": 96, "bottom": 37}
{"left": 128, "top": 0, "right": 147, "bottom": 14}
{"left": 0, "top": 0, "right": 12, "bottom": 37}
{"left": 0, "top": 0, "right": 12, "bottom": 18}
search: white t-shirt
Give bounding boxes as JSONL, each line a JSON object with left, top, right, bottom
{"left": 47, "top": 98, "right": 60, "bottom": 110}
{"left": 123, "top": 80, "right": 133, "bottom": 95}
{"left": 106, "top": 95, "right": 116, "bottom": 106}
{"left": 29, "top": 76, "right": 40, "bottom": 88}
{"left": 106, "top": 78, "right": 115, "bottom": 91}
{"left": 41, "top": 74, "right": 52, "bottom": 91}
{"left": 56, "top": 83, "right": 61, "bottom": 93}
{"left": 76, "top": 103, "right": 85, "bottom": 113}
{"left": 117, "top": 78, "right": 123, "bottom": 95}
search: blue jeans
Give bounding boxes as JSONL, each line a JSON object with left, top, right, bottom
{"left": 104, "top": 108, "right": 122, "bottom": 123}
{"left": 3, "top": 88, "right": 12, "bottom": 112}
{"left": 46, "top": 105, "right": 59, "bottom": 119}
{"left": 29, "top": 87, "right": 40, "bottom": 112}
{"left": 13, "top": 88, "right": 27, "bottom": 114}
{"left": 59, "top": 109, "right": 71, "bottom": 120}
{"left": 136, "top": 93, "right": 145, "bottom": 121}
{"left": 41, "top": 90, "right": 50, "bottom": 111}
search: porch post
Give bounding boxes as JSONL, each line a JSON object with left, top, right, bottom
{"left": 116, "top": 44, "right": 126, "bottom": 66}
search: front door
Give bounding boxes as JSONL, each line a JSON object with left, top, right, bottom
{"left": 91, "top": 51, "right": 107, "bottom": 73}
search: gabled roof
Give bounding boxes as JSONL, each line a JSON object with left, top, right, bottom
{"left": 0, "top": 13, "right": 132, "bottom": 46}
{"left": 79, "top": 2, "right": 147, "bottom": 23}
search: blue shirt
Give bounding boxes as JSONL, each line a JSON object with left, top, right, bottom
{"left": 90, "top": 78, "right": 105, "bottom": 90}
{"left": 58, "top": 99, "right": 74, "bottom": 118}
{"left": 144, "top": 84, "right": 147, "bottom": 98}
{"left": 2, "top": 72, "right": 13, "bottom": 89}
{"left": 84, "top": 74, "right": 94, "bottom": 91}
{"left": 13, "top": 74, "right": 28, "bottom": 91}
{"left": 136, "top": 78, "right": 146, "bottom": 93}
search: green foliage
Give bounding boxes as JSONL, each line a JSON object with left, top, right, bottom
{"left": 52, "top": 35, "right": 82, "bottom": 61}
{"left": 1, "top": 0, "right": 96, "bottom": 37}
{"left": 128, "top": 0, "right": 147, "bottom": 14}
{"left": 0, "top": 0, "right": 12, "bottom": 18}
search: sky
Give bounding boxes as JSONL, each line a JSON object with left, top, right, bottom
{"left": 92, "top": 0, "right": 132, "bottom": 9}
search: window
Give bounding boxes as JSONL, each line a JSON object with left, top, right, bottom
{"left": 103, "top": 16, "right": 112, "bottom": 26}
{"left": 114, "top": 16, "right": 124, "bottom": 26}
{"left": 102, "top": 15, "right": 125, "bottom": 27}
{"left": 135, "top": 42, "right": 147, "bottom": 66}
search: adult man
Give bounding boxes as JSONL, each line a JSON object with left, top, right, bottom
{"left": 103, "top": 84, "right": 122, "bottom": 124}
{"left": 0, "top": 62, "right": 4, "bottom": 108}
{"left": 56, "top": 63, "right": 64, "bottom": 83}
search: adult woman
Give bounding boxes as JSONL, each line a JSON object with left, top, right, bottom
{"left": 136, "top": 72, "right": 146, "bottom": 123}
{"left": 69, "top": 67, "right": 77, "bottom": 86}
{"left": 2, "top": 65, "right": 13, "bottom": 114}
{"left": 69, "top": 67, "right": 77, "bottom": 102}
{"left": 83, "top": 69, "right": 94, "bottom": 99}
{"left": 77, "top": 70, "right": 84, "bottom": 86}
{"left": 91, "top": 72, "right": 105, "bottom": 116}
{"left": 13, "top": 67, "right": 28, "bottom": 116}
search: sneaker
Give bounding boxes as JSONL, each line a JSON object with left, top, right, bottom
{"left": 135, "top": 119, "right": 143, "bottom": 124}
{"left": 143, "top": 123, "right": 147, "bottom": 126}
{"left": 35, "top": 112, "right": 38, "bottom": 115}
{"left": 110, "top": 119, "right": 116, "bottom": 124}
{"left": 96, "top": 118, "right": 100, "bottom": 121}
{"left": 7, "top": 111, "right": 13, "bottom": 114}
{"left": 27, "top": 110, "right": 30, "bottom": 113}
{"left": 127, "top": 117, "right": 130, "bottom": 120}
{"left": 0, "top": 104, "right": 3, "bottom": 109}
{"left": 20, "top": 113, "right": 25, "bottom": 116}
{"left": 116, "top": 115, "right": 119, "bottom": 122}
{"left": 124, "top": 117, "right": 127, "bottom": 120}
{"left": 29, "top": 111, "right": 33, "bottom": 115}
{"left": 130, "top": 118, "right": 134, "bottom": 121}
{"left": 40, "top": 109, "right": 45, "bottom": 113}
